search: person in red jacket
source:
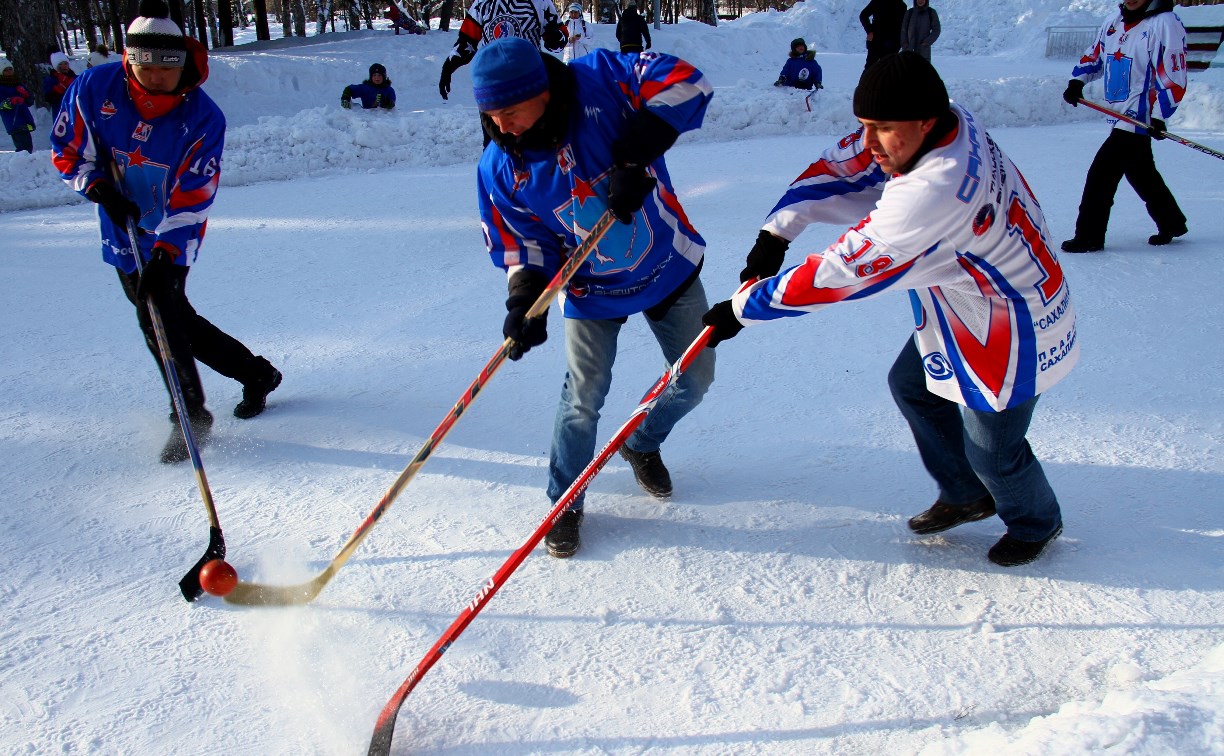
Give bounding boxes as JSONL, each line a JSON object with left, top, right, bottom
{"left": 43, "top": 52, "right": 76, "bottom": 114}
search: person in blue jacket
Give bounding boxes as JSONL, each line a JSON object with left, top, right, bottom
{"left": 0, "top": 61, "right": 36, "bottom": 153}
{"left": 472, "top": 38, "right": 716, "bottom": 558}
{"left": 50, "top": 0, "right": 282, "bottom": 464}
{"left": 774, "top": 38, "right": 823, "bottom": 90}
{"left": 341, "top": 63, "right": 396, "bottom": 109}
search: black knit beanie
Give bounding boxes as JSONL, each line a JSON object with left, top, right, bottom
{"left": 853, "top": 51, "right": 949, "bottom": 121}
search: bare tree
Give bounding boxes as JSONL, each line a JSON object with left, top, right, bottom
{"left": 251, "top": 0, "right": 271, "bottom": 39}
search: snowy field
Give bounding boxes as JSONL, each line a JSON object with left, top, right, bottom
{"left": 1, "top": 1, "right": 1222, "bottom": 754}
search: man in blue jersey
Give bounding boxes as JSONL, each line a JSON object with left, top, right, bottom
{"left": 471, "top": 38, "right": 716, "bottom": 558}
{"left": 702, "top": 53, "right": 1076, "bottom": 567}
{"left": 50, "top": 0, "right": 281, "bottom": 464}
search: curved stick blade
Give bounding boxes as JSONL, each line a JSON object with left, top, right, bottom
{"left": 222, "top": 566, "right": 335, "bottom": 606}
{"left": 179, "top": 527, "right": 225, "bottom": 602}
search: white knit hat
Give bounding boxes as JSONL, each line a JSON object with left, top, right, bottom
{"left": 50, "top": 52, "right": 70, "bottom": 67}
{"left": 125, "top": 0, "right": 187, "bottom": 68}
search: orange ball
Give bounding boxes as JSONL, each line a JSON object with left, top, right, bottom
{"left": 199, "top": 559, "right": 238, "bottom": 597}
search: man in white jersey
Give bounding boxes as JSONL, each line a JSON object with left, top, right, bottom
{"left": 1060, "top": 0, "right": 1188, "bottom": 252}
{"left": 702, "top": 52, "right": 1076, "bottom": 566}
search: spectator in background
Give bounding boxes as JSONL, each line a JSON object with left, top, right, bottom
{"left": 43, "top": 52, "right": 76, "bottom": 113}
{"left": 562, "top": 3, "right": 595, "bottom": 63}
{"left": 385, "top": 2, "right": 427, "bottom": 35}
{"left": 859, "top": 0, "right": 907, "bottom": 69}
{"left": 341, "top": 63, "right": 396, "bottom": 109}
{"left": 616, "top": 3, "right": 651, "bottom": 53}
{"left": 0, "top": 60, "right": 36, "bottom": 153}
{"left": 900, "top": 0, "right": 941, "bottom": 62}
{"left": 774, "top": 38, "right": 823, "bottom": 90}
{"left": 88, "top": 43, "right": 115, "bottom": 68}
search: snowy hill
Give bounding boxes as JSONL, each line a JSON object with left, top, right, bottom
{"left": 1, "top": 1, "right": 1222, "bottom": 754}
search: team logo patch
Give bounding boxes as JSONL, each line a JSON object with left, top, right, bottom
{"left": 487, "top": 14, "right": 524, "bottom": 40}
{"left": 972, "top": 204, "right": 995, "bottom": 237}
{"left": 1107, "top": 25, "right": 1116, "bottom": 37}
{"left": 839, "top": 129, "right": 863, "bottom": 150}
{"left": 132, "top": 122, "right": 153, "bottom": 142}
{"left": 557, "top": 144, "right": 575, "bottom": 174}
{"left": 922, "top": 352, "right": 954, "bottom": 380}
{"left": 568, "top": 282, "right": 589, "bottom": 298}
{"left": 100, "top": 99, "right": 117, "bottom": 118}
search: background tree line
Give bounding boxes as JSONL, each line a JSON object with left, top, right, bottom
{"left": 0, "top": 0, "right": 798, "bottom": 109}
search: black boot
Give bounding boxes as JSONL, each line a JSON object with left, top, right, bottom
{"left": 987, "top": 524, "right": 1062, "bottom": 566}
{"left": 619, "top": 446, "right": 673, "bottom": 499}
{"left": 1148, "top": 223, "right": 1187, "bottom": 246}
{"left": 234, "top": 358, "right": 282, "bottom": 419}
{"left": 907, "top": 495, "right": 996, "bottom": 535}
{"left": 162, "top": 407, "right": 214, "bottom": 464}
{"left": 1060, "top": 237, "right": 1104, "bottom": 253}
{"left": 545, "top": 508, "right": 583, "bottom": 558}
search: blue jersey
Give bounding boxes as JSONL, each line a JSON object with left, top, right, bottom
{"left": 49, "top": 49, "right": 223, "bottom": 274}
{"left": 477, "top": 49, "right": 712, "bottom": 320}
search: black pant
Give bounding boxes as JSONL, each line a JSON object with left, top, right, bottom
{"left": 864, "top": 38, "right": 900, "bottom": 69}
{"left": 118, "top": 266, "right": 261, "bottom": 413}
{"left": 1073, "top": 128, "right": 1186, "bottom": 243}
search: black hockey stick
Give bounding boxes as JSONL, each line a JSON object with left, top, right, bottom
{"left": 113, "top": 165, "right": 226, "bottom": 602}
{"left": 1079, "top": 98, "right": 1224, "bottom": 161}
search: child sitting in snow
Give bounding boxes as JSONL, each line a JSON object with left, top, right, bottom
{"left": 341, "top": 63, "right": 397, "bottom": 110}
{"left": 774, "top": 38, "right": 823, "bottom": 91}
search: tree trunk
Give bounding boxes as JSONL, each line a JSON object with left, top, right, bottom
{"left": 193, "top": 0, "right": 208, "bottom": 46}
{"left": 253, "top": 0, "right": 271, "bottom": 39}
{"left": 438, "top": 0, "right": 452, "bottom": 32}
{"left": 218, "top": 0, "right": 235, "bottom": 46}
{"left": 292, "top": 0, "right": 307, "bottom": 36}
{"left": 0, "top": 0, "right": 62, "bottom": 108}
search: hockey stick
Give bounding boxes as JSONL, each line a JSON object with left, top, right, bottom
{"left": 113, "top": 165, "right": 226, "bottom": 603}
{"left": 1078, "top": 98, "right": 1224, "bottom": 161}
{"left": 366, "top": 280, "right": 751, "bottom": 756}
{"left": 224, "top": 210, "right": 618, "bottom": 606}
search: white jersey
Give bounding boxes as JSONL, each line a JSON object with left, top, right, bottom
{"left": 1072, "top": 3, "right": 1187, "bottom": 134}
{"left": 562, "top": 17, "right": 594, "bottom": 62}
{"left": 734, "top": 104, "right": 1079, "bottom": 412}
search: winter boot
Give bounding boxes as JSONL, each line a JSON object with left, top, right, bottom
{"left": 1148, "top": 223, "right": 1188, "bottom": 246}
{"left": 234, "top": 358, "right": 282, "bottom": 419}
{"left": 162, "top": 407, "right": 214, "bottom": 464}
{"left": 619, "top": 446, "right": 673, "bottom": 499}
{"left": 907, "top": 495, "right": 996, "bottom": 535}
{"left": 987, "top": 524, "right": 1062, "bottom": 566}
{"left": 545, "top": 508, "right": 584, "bottom": 558}
{"left": 1060, "top": 237, "right": 1104, "bottom": 253}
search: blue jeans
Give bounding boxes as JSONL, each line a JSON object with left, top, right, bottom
{"left": 546, "top": 278, "right": 716, "bottom": 509}
{"left": 888, "top": 337, "right": 1062, "bottom": 542}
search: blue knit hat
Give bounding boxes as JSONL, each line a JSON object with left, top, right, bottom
{"left": 471, "top": 38, "right": 548, "bottom": 111}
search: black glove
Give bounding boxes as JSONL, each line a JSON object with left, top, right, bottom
{"left": 701, "top": 300, "right": 744, "bottom": 348}
{"left": 503, "top": 270, "right": 550, "bottom": 361}
{"left": 607, "top": 164, "right": 657, "bottom": 224}
{"left": 438, "top": 64, "right": 454, "bottom": 100}
{"left": 135, "top": 245, "right": 176, "bottom": 302}
{"left": 1062, "top": 79, "right": 1084, "bottom": 107}
{"left": 341, "top": 96, "right": 352, "bottom": 109}
{"left": 815, "top": 81, "right": 824, "bottom": 90}
{"left": 739, "top": 230, "right": 789, "bottom": 283}
{"left": 774, "top": 77, "right": 786, "bottom": 87}
{"left": 1149, "top": 118, "right": 1167, "bottom": 140}
{"left": 86, "top": 180, "right": 140, "bottom": 228}
{"left": 543, "top": 22, "right": 566, "bottom": 52}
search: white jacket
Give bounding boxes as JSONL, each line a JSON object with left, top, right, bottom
{"left": 563, "top": 17, "right": 594, "bottom": 62}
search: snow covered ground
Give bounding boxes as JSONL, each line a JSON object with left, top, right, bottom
{"left": 1, "top": 1, "right": 1222, "bottom": 754}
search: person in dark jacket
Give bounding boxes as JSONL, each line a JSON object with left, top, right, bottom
{"left": 859, "top": 0, "right": 907, "bottom": 69}
{"left": 341, "top": 63, "right": 396, "bottom": 109}
{"left": 900, "top": 0, "right": 941, "bottom": 62}
{"left": 774, "top": 38, "right": 823, "bottom": 90}
{"left": 0, "top": 62, "right": 36, "bottom": 153}
{"left": 616, "top": 3, "right": 651, "bottom": 53}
